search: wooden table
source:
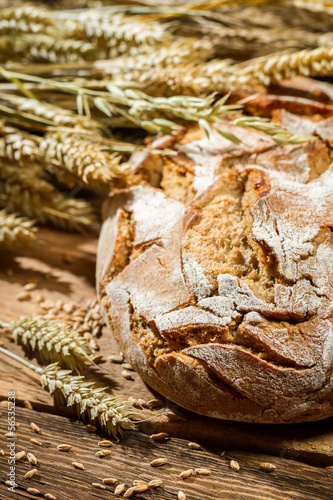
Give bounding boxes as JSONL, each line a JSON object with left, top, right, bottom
{"left": 0, "top": 229, "right": 332, "bottom": 500}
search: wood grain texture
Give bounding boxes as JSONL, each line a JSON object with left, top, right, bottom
{"left": 0, "top": 405, "right": 332, "bottom": 500}
{"left": 0, "top": 228, "right": 332, "bottom": 500}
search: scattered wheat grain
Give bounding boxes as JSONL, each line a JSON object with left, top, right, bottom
{"left": 30, "top": 438, "right": 42, "bottom": 446}
{"left": 180, "top": 469, "right": 193, "bottom": 479}
{"left": 195, "top": 468, "right": 211, "bottom": 475}
{"left": 122, "top": 369, "right": 133, "bottom": 380}
{"left": 0, "top": 449, "right": 4, "bottom": 456}
{"left": 102, "top": 477, "right": 117, "bottom": 484}
{"left": 178, "top": 491, "right": 186, "bottom": 500}
{"left": 230, "top": 460, "right": 240, "bottom": 471}
{"left": 95, "top": 449, "right": 111, "bottom": 457}
{"left": 148, "top": 479, "right": 162, "bottom": 488}
{"left": 123, "top": 487, "right": 136, "bottom": 498}
{"left": 27, "top": 488, "right": 40, "bottom": 495}
{"left": 149, "top": 458, "right": 167, "bottom": 467}
{"left": 5, "top": 480, "right": 17, "bottom": 487}
{"left": 30, "top": 422, "right": 41, "bottom": 434}
{"left": 24, "top": 468, "right": 38, "bottom": 478}
{"left": 15, "top": 450, "right": 26, "bottom": 460}
{"left": 92, "top": 483, "right": 106, "bottom": 490}
{"left": 188, "top": 442, "right": 201, "bottom": 450}
{"left": 134, "top": 484, "right": 148, "bottom": 493}
{"left": 24, "top": 400, "right": 33, "bottom": 410}
{"left": 16, "top": 291, "right": 31, "bottom": 301}
{"left": 149, "top": 433, "right": 169, "bottom": 441}
{"left": 27, "top": 453, "right": 38, "bottom": 465}
{"left": 114, "top": 483, "right": 125, "bottom": 494}
{"left": 57, "top": 444, "right": 72, "bottom": 451}
{"left": 259, "top": 462, "right": 276, "bottom": 471}
{"left": 84, "top": 424, "right": 96, "bottom": 432}
{"left": 72, "top": 461, "right": 85, "bottom": 470}
{"left": 98, "top": 440, "right": 112, "bottom": 447}
{"left": 146, "top": 399, "right": 162, "bottom": 408}
{"left": 44, "top": 494, "right": 57, "bottom": 500}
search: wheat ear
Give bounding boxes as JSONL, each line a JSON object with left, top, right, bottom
{"left": 229, "top": 46, "right": 333, "bottom": 88}
{"left": 0, "top": 210, "right": 36, "bottom": 246}
{"left": 8, "top": 317, "right": 93, "bottom": 373}
{"left": 0, "top": 347, "right": 136, "bottom": 438}
{"left": 40, "top": 132, "right": 129, "bottom": 192}
{"left": 0, "top": 163, "right": 96, "bottom": 231}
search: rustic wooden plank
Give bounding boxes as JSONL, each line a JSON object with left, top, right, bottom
{"left": 0, "top": 405, "right": 332, "bottom": 500}
{"left": 0, "top": 229, "right": 333, "bottom": 470}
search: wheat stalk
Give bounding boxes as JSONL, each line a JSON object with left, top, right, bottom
{"left": 0, "top": 210, "right": 36, "bottom": 246}
{"left": 0, "top": 346, "right": 136, "bottom": 438}
{"left": 40, "top": 131, "right": 130, "bottom": 192}
{"left": 8, "top": 317, "right": 92, "bottom": 373}
{"left": 0, "top": 163, "right": 96, "bottom": 231}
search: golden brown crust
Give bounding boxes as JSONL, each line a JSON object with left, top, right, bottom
{"left": 97, "top": 110, "right": 333, "bottom": 424}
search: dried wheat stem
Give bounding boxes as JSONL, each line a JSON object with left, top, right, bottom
{"left": 0, "top": 210, "right": 36, "bottom": 246}
{"left": 9, "top": 317, "right": 93, "bottom": 373}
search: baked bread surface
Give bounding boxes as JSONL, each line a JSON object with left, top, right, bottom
{"left": 97, "top": 112, "right": 333, "bottom": 424}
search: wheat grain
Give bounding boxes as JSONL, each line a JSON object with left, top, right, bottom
{"left": 57, "top": 444, "right": 72, "bottom": 451}
{"left": 149, "top": 458, "right": 167, "bottom": 467}
{"left": 188, "top": 442, "right": 201, "bottom": 450}
{"left": 95, "top": 449, "right": 112, "bottom": 457}
{"left": 178, "top": 491, "right": 186, "bottom": 500}
{"left": 27, "top": 487, "right": 40, "bottom": 495}
{"left": 40, "top": 363, "right": 136, "bottom": 438}
{"left": 27, "top": 452, "right": 38, "bottom": 465}
{"left": 92, "top": 483, "right": 106, "bottom": 490}
{"left": 30, "top": 438, "right": 42, "bottom": 446}
{"left": 24, "top": 468, "right": 38, "bottom": 479}
{"left": 195, "top": 468, "right": 211, "bottom": 475}
{"left": 114, "top": 483, "right": 125, "bottom": 495}
{"left": 180, "top": 469, "right": 193, "bottom": 479}
{"left": 259, "top": 462, "right": 276, "bottom": 471}
{"left": 72, "top": 461, "right": 85, "bottom": 470}
{"left": 16, "top": 291, "right": 31, "bottom": 301}
{"left": 149, "top": 432, "right": 169, "bottom": 441}
{"left": 30, "top": 422, "right": 41, "bottom": 434}
{"left": 230, "top": 459, "right": 240, "bottom": 471}
{"left": 9, "top": 317, "right": 93, "bottom": 372}
{"left": 44, "top": 494, "right": 57, "bottom": 500}
{"left": 102, "top": 477, "right": 117, "bottom": 484}
{"left": 15, "top": 450, "right": 26, "bottom": 460}
{"left": 98, "top": 440, "right": 112, "bottom": 447}
{"left": 148, "top": 479, "right": 162, "bottom": 488}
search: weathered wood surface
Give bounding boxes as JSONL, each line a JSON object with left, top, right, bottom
{"left": 0, "top": 405, "right": 332, "bottom": 500}
{"left": 0, "top": 229, "right": 332, "bottom": 499}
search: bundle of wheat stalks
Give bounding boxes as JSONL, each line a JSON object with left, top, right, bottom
{"left": 0, "top": 0, "right": 332, "bottom": 245}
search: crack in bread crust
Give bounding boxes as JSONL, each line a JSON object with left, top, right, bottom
{"left": 97, "top": 119, "right": 333, "bottom": 424}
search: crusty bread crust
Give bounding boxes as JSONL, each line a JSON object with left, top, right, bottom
{"left": 97, "top": 116, "right": 333, "bottom": 424}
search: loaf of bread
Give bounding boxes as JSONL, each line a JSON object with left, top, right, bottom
{"left": 97, "top": 96, "right": 333, "bottom": 424}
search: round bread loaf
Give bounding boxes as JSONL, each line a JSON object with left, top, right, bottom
{"left": 97, "top": 115, "right": 333, "bottom": 424}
